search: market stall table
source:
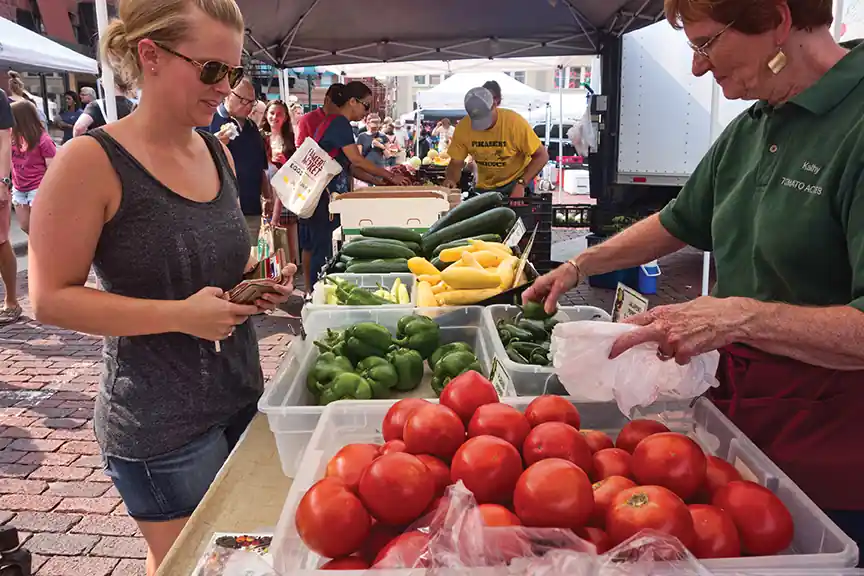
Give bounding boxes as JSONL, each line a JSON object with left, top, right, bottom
{"left": 156, "top": 414, "right": 291, "bottom": 575}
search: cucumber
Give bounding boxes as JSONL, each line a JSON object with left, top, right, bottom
{"left": 346, "top": 259, "right": 411, "bottom": 273}
{"left": 359, "top": 226, "right": 423, "bottom": 244}
{"left": 431, "top": 257, "right": 451, "bottom": 271}
{"left": 342, "top": 240, "right": 415, "bottom": 260}
{"left": 333, "top": 261, "right": 347, "bottom": 272}
{"left": 338, "top": 253, "right": 352, "bottom": 264}
{"left": 423, "top": 192, "right": 505, "bottom": 236}
{"left": 347, "top": 237, "right": 420, "bottom": 254}
{"left": 431, "top": 234, "right": 503, "bottom": 258}
{"left": 421, "top": 207, "right": 517, "bottom": 255}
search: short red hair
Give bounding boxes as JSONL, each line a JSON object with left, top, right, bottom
{"left": 664, "top": 0, "right": 833, "bottom": 34}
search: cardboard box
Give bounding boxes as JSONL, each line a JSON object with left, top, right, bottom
{"left": 329, "top": 186, "right": 452, "bottom": 236}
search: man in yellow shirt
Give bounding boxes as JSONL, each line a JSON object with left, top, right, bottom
{"left": 443, "top": 87, "right": 549, "bottom": 197}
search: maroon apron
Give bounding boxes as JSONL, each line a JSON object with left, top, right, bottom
{"left": 711, "top": 344, "right": 864, "bottom": 511}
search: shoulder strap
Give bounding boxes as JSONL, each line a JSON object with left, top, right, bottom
{"left": 196, "top": 129, "right": 236, "bottom": 184}
{"left": 313, "top": 114, "right": 342, "bottom": 159}
{"left": 95, "top": 99, "right": 106, "bottom": 122}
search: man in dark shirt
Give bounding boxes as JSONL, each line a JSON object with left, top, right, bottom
{"left": 207, "top": 78, "right": 270, "bottom": 244}
{"left": 73, "top": 86, "right": 135, "bottom": 136}
{"left": 0, "top": 89, "right": 21, "bottom": 324}
{"left": 356, "top": 114, "right": 388, "bottom": 167}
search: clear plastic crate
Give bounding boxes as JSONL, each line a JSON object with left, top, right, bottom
{"left": 272, "top": 397, "right": 858, "bottom": 574}
{"left": 258, "top": 306, "right": 505, "bottom": 477}
{"left": 301, "top": 273, "right": 417, "bottom": 322}
{"left": 483, "top": 304, "right": 611, "bottom": 397}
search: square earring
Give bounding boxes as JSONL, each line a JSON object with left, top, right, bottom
{"left": 768, "top": 49, "right": 787, "bottom": 75}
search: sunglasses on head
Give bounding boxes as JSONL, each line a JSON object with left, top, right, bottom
{"left": 152, "top": 41, "right": 244, "bottom": 88}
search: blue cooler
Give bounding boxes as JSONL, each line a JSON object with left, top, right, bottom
{"left": 638, "top": 260, "right": 661, "bottom": 295}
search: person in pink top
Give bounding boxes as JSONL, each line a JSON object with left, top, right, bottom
{"left": 10, "top": 101, "right": 56, "bottom": 234}
{"left": 295, "top": 83, "right": 342, "bottom": 147}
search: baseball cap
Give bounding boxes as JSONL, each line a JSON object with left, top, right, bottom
{"left": 464, "top": 87, "right": 495, "bottom": 131}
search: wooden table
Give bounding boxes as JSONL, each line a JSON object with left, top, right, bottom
{"left": 156, "top": 414, "right": 292, "bottom": 575}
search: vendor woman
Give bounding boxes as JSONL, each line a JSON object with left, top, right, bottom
{"left": 526, "top": 0, "right": 864, "bottom": 551}
{"left": 299, "top": 81, "right": 408, "bottom": 289}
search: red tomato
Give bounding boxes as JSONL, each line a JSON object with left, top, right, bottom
{"left": 379, "top": 439, "right": 407, "bottom": 456}
{"left": 513, "top": 458, "right": 594, "bottom": 529}
{"left": 575, "top": 526, "right": 611, "bottom": 554}
{"left": 404, "top": 404, "right": 466, "bottom": 461}
{"left": 295, "top": 477, "right": 371, "bottom": 558}
{"left": 524, "top": 395, "right": 581, "bottom": 429}
{"left": 631, "top": 433, "right": 707, "bottom": 500}
{"left": 712, "top": 481, "right": 794, "bottom": 556}
{"left": 467, "top": 403, "right": 531, "bottom": 449}
{"left": 581, "top": 429, "right": 615, "bottom": 453}
{"left": 590, "top": 475, "right": 637, "bottom": 528}
{"left": 382, "top": 398, "right": 431, "bottom": 442}
{"left": 358, "top": 452, "right": 435, "bottom": 526}
{"left": 688, "top": 504, "right": 741, "bottom": 559}
{"left": 451, "top": 435, "right": 523, "bottom": 505}
{"left": 592, "top": 448, "right": 632, "bottom": 481}
{"left": 358, "top": 523, "right": 401, "bottom": 564}
{"left": 325, "top": 443, "right": 380, "bottom": 492}
{"left": 615, "top": 419, "right": 670, "bottom": 454}
{"left": 319, "top": 556, "right": 370, "bottom": 570}
{"left": 439, "top": 370, "right": 499, "bottom": 424}
{"left": 697, "top": 456, "right": 743, "bottom": 501}
{"left": 478, "top": 503, "right": 522, "bottom": 526}
{"left": 606, "top": 485, "right": 695, "bottom": 548}
{"left": 522, "top": 421, "right": 594, "bottom": 475}
{"left": 416, "top": 454, "right": 451, "bottom": 497}
{"left": 373, "top": 531, "right": 430, "bottom": 568}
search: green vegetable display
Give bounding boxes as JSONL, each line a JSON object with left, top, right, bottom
{"left": 521, "top": 299, "right": 556, "bottom": 321}
{"left": 421, "top": 206, "right": 517, "bottom": 255}
{"left": 386, "top": 348, "right": 424, "bottom": 391}
{"left": 431, "top": 350, "right": 483, "bottom": 395}
{"left": 346, "top": 259, "right": 411, "bottom": 274}
{"left": 356, "top": 356, "right": 399, "bottom": 398}
{"left": 494, "top": 304, "right": 558, "bottom": 367}
{"left": 430, "top": 234, "right": 503, "bottom": 258}
{"left": 428, "top": 342, "right": 474, "bottom": 371}
{"left": 393, "top": 315, "right": 440, "bottom": 360}
{"left": 359, "top": 226, "right": 423, "bottom": 244}
{"left": 313, "top": 329, "right": 347, "bottom": 356}
{"left": 306, "top": 352, "right": 353, "bottom": 396}
{"left": 319, "top": 372, "right": 373, "bottom": 405}
{"left": 343, "top": 322, "right": 393, "bottom": 364}
{"left": 342, "top": 239, "right": 415, "bottom": 260}
{"left": 423, "top": 192, "right": 505, "bottom": 236}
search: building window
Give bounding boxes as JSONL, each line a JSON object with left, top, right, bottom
{"left": 429, "top": 75, "right": 441, "bottom": 86}
{"left": 554, "top": 67, "right": 590, "bottom": 89}
{"left": 414, "top": 75, "right": 427, "bottom": 85}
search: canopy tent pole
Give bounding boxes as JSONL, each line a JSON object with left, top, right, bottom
{"left": 544, "top": 103, "right": 550, "bottom": 149}
{"left": 702, "top": 80, "right": 721, "bottom": 296}
{"left": 94, "top": 0, "right": 118, "bottom": 122}
{"left": 557, "top": 65, "right": 564, "bottom": 194}
{"left": 278, "top": 69, "right": 286, "bottom": 100}
{"left": 833, "top": 0, "right": 845, "bottom": 40}
{"left": 416, "top": 108, "right": 423, "bottom": 157}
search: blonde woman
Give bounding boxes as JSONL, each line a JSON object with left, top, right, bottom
{"left": 27, "top": 0, "right": 296, "bottom": 573}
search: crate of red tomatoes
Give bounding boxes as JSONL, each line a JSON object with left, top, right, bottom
{"left": 271, "top": 372, "right": 858, "bottom": 574}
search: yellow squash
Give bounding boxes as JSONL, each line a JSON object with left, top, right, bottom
{"left": 408, "top": 257, "right": 439, "bottom": 276}
{"left": 459, "top": 251, "right": 485, "bottom": 270}
{"left": 417, "top": 281, "right": 439, "bottom": 307}
{"left": 438, "top": 246, "right": 475, "bottom": 263}
{"left": 470, "top": 250, "right": 502, "bottom": 268}
{"left": 440, "top": 267, "right": 501, "bottom": 290}
{"left": 430, "top": 281, "right": 448, "bottom": 294}
{"left": 469, "top": 240, "right": 513, "bottom": 257}
{"left": 436, "top": 288, "right": 502, "bottom": 305}
{"left": 497, "top": 255, "right": 518, "bottom": 290}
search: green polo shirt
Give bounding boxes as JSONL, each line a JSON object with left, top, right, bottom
{"left": 659, "top": 42, "right": 864, "bottom": 312}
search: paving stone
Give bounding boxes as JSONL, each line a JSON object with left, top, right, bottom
{"left": 7, "top": 512, "right": 82, "bottom": 533}
{"left": 54, "top": 497, "right": 120, "bottom": 515}
{"left": 18, "top": 452, "right": 78, "bottom": 466}
{"left": 27, "top": 532, "right": 99, "bottom": 556}
{"left": 0, "top": 511, "right": 13, "bottom": 525}
{"left": 0, "top": 449, "right": 25, "bottom": 463}
{"left": 36, "top": 555, "right": 118, "bottom": 575}
{"left": 90, "top": 536, "right": 147, "bottom": 559}
{"left": 0, "top": 463, "right": 37, "bottom": 478}
{"left": 44, "top": 482, "right": 111, "bottom": 498}
{"left": 112, "top": 559, "right": 146, "bottom": 576}
{"left": 71, "top": 515, "right": 138, "bottom": 537}
{"left": 0, "top": 427, "right": 52, "bottom": 439}
{"left": 0, "top": 494, "right": 61, "bottom": 512}
{"left": 0, "top": 478, "right": 48, "bottom": 495}
{"left": 7, "top": 438, "right": 64, "bottom": 452}
{"left": 58, "top": 441, "right": 99, "bottom": 455}
{"left": 29, "top": 466, "right": 92, "bottom": 482}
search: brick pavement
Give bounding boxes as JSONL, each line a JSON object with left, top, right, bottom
{"left": 0, "top": 232, "right": 708, "bottom": 573}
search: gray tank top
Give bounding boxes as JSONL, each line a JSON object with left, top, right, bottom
{"left": 87, "top": 129, "right": 263, "bottom": 460}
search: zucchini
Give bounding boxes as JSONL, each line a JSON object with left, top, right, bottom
{"left": 338, "top": 253, "right": 352, "bottom": 264}
{"left": 342, "top": 240, "right": 415, "bottom": 260}
{"left": 346, "top": 259, "right": 411, "bottom": 273}
{"left": 431, "top": 234, "right": 503, "bottom": 258}
{"left": 359, "top": 226, "right": 423, "bottom": 244}
{"left": 333, "top": 261, "right": 347, "bottom": 272}
{"left": 347, "top": 237, "right": 420, "bottom": 254}
{"left": 423, "top": 192, "right": 505, "bottom": 236}
{"left": 431, "top": 257, "right": 451, "bottom": 271}
{"left": 421, "top": 207, "right": 517, "bottom": 255}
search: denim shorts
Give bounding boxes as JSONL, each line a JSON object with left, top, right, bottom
{"left": 12, "top": 188, "right": 37, "bottom": 206}
{"left": 103, "top": 404, "right": 258, "bottom": 522}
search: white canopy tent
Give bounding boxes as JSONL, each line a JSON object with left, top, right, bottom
{"left": 324, "top": 56, "right": 593, "bottom": 79}
{"left": 0, "top": 17, "right": 98, "bottom": 74}
{"left": 417, "top": 72, "right": 550, "bottom": 115}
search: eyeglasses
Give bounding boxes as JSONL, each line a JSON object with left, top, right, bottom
{"left": 231, "top": 90, "right": 255, "bottom": 106}
{"left": 152, "top": 41, "right": 244, "bottom": 88}
{"left": 354, "top": 97, "right": 371, "bottom": 112}
{"left": 688, "top": 21, "right": 734, "bottom": 60}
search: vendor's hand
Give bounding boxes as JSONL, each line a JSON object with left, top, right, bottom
{"left": 609, "top": 296, "right": 752, "bottom": 364}
{"left": 522, "top": 260, "right": 583, "bottom": 315}
{"left": 254, "top": 264, "right": 298, "bottom": 312}
{"left": 388, "top": 174, "right": 411, "bottom": 186}
{"left": 180, "top": 287, "right": 258, "bottom": 341}
{"left": 262, "top": 198, "right": 275, "bottom": 219}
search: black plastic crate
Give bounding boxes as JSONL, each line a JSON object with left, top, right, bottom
{"left": 553, "top": 204, "right": 593, "bottom": 228}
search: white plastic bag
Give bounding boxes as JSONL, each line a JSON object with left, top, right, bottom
{"left": 551, "top": 321, "right": 719, "bottom": 415}
{"left": 567, "top": 108, "right": 597, "bottom": 157}
{"left": 270, "top": 137, "right": 342, "bottom": 219}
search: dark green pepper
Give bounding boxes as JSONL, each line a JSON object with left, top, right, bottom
{"left": 396, "top": 314, "right": 437, "bottom": 338}
{"left": 393, "top": 316, "right": 440, "bottom": 360}
{"left": 505, "top": 345, "right": 529, "bottom": 364}
{"left": 345, "top": 289, "right": 393, "bottom": 306}
{"left": 497, "top": 320, "right": 534, "bottom": 343}
{"left": 516, "top": 319, "right": 548, "bottom": 342}
{"left": 522, "top": 299, "right": 555, "bottom": 321}
{"left": 306, "top": 352, "right": 353, "bottom": 396}
{"left": 341, "top": 322, "right": 393, "bottom": 364}
{"left": 356, "top": 356, "right": 399, "bottom": 398}
{"left": 530, "top": 349, "right": 551, "bottom": 366}
{"left": 431, "top": 350, "right": 482, "bottom": 395}
{"left": 428, "top": 342, "right": 474, "bottom": 371}
{"left": 319, "top": 372, "right": 374, "bottom": 405}
{"left": 387, "top": 348, "right": 424, "bottom": 391}
{"left": 543, "top": 317, "right": 560, "bottom": 332}
{"left": 510, "top": 341, "right": 546, "bottom": 358}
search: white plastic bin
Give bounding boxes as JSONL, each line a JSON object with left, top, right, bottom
{"left": 483, "top": 305, "right": 610, "bottom": 397}
{"left": 302, "top": 273, "right": 417, "bottom": 322}
{"left": 258, "top": 306, "right": 504, "bottom": 477}
{"left": 272, "top": 397, "right": 858, "bottom": 574}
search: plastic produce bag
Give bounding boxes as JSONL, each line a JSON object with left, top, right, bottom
{"left": 567, "top": 108, "right": 597, "bottom": 157}
{"left": 270, "top": 137, "right": 342, "bottom": 219}
{"left": 551, "top": 321, "right": 720, "bottom": 415}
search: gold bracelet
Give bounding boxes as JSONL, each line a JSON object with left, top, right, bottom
{"left": 566, "top": 258, "right": 583, "bottom": 276}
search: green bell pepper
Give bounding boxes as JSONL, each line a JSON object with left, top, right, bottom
{"left": 356, "top": 356, "right": 399, "bottom": 398}
{"left": 431, "top": 350, "right": 482, "bottom": 396}
{"left": 428, "top": 342, "right": 474, "bottom": 371}
{"left": 343, "top": 322, "right": 393, "bottom": 364}
{"left": 522, "top": 299, "right": 556, "bottom": 321}
{"left": 397, "top": 314, "right": 436, "bottom": 338}
{"left": 319, "top": 372, "right": 374, "bottom": 405}
{"left": 387, "top": 348, "right": 424, "bottom": 391}
{"left": 313, "top": 328, "right": 347, "bottom": 356}
{"left": 393, "top": 315, "right": 440, "bottom": 360}
{"left": 516, "top": 319, "right": 548, "bottom": 342}
{"left": 306, "top": 352, "right": 354, "bottom": 396}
